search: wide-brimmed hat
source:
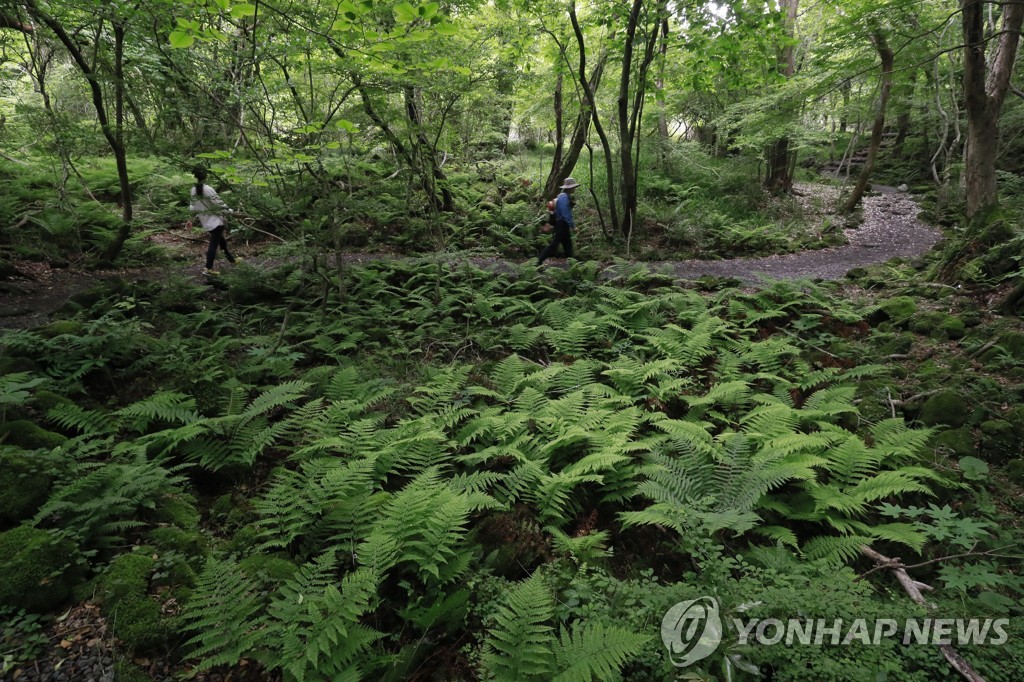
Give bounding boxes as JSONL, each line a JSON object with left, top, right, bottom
{"left": 560, "top": 177, "right": 580, "bottom": 189}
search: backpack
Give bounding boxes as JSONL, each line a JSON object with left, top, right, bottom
{"left": 541, "top": 198, "right": 557, "bottom": 233}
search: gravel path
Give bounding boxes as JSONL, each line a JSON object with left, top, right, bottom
{"left": 630, "top": 185, "right": 940, "bottom": 282}
{"left": 0, "top": 185, "right": 940, "bottom": 330}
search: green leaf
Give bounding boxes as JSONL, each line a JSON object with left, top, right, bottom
{"left": 418, "top": 2, "right": 438, "bottom": 19}
{"left": 169, "top": 31, "right": 195, "bottom": 49}
{"left": 394, "top": 2, "right": 418, "bottom": 23}
{"left": 958, "top": 456, "right": 989, "bottom": 481}
{"left": 435, "top": 22, "right": 460, "bottom": 36}
{"left": 230, "top": 3, "right": 257, "bottom": 18}
{"left": 335, "top": 119, "right": 358, "bottom": 133}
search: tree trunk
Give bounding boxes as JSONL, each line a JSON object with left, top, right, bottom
{"left": 764, "top": 0, "right": 799, "bottom": 193}
{"left": 962, "top": 0, "right": 1024, "bottom": 219}
{"left": 569, "top": 0, "right": 619, "bottom": 233}
{"left": 545, "top": 56, "right": 606, "bottom": 199}
{"left": 841, "top": 31, "right": 894, "bottom": 214}
{"left": 102, "top": 20, "right": 133, "bottom": 264}
{"left": 545, "top": 72, "right": 565, "bottom": 196}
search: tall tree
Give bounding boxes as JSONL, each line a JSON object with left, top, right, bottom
{"left": 764, "top": 0, "right": 799, "bottom": 193}
{"left": 961, "top": 0, "right": 1024, "bottom": 219}
{"left": 841, "top": 29, "right": 893, "bottom": 213}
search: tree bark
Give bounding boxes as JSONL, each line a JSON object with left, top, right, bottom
{"left": 764, "top": 0, "right": 799, "bottom": 193}
{"left": 569, "top": 0, "right": 619, "bottom": 233}
{"left": 545, "top": 56, "right": 606, "bottom": 199}
{"left": 842, "top": 31, "right": 894, "bottom": 214}
{"left": 962, "top": 0, "right": 1024, "bottom": 219}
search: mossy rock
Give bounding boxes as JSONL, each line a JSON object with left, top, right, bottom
{"left": 68, "top": 279, "right": 130, "bottom": 311}
{"left": 1005, "top": 405, "right": 1024, "bottom": 430}
{"left": 919, "top": 391, "right": 970, "bottom": 428}
{"left": 97, "top": 552, "right": 171, "bottom": 651}
{"left": 909, "top": 312, "right": 965, "bottom": 340}
{"left": 145, "top": 525, "right": 208, "bottom": 558}
{"left": 1005, "top": 459, "right": 1024, "bottom": 486}
{"left": 872, "top": 296, "right": 917, "bottom": 325}
{"left": 29, "top": 389, "right": 74, "bottom": 413}
{"left": 0, "top": 356, "right": 40, "bottom": 375}
{"left": 0, "top": 525, "right": 79, "bottom": 612}
{"left": 931, "top": 427, "right": 976, "bottom": 458}
{"left": 37, "top": 320, "right": 85, "bottom": 339}
{"left": 0, "top": 420, "right": 67, "bottom": 450}
{"left": 876, "top": 333, "right": 914, "bottom": 356}
{"left": 978, "top": 420, "right": 1019, "bottom": 464}
{"left": 979, "top": 332, "right": 1024, "bottom": 364}
{"left": 148, "top": 493, "right": 200, "bottom": 529}
{"left": 0, "top": 448, "right": 53, "bottom": 526}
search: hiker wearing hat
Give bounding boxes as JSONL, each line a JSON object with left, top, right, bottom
{"left": 537, "top": 177, "right": 579, "bottom": 266}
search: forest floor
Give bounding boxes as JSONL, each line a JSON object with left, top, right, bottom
{"left": 0, "top": 184, "right": 940, "bottom": 330}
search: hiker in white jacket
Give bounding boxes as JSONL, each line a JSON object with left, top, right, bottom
{"left": 190, "top": 165, "right": 239, "bottom": 275}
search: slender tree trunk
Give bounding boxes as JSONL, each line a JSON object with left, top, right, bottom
{"left": 656, "top": 17, "right": 670, "bottom": 145}
{"left": 102, "top": 19, "right": 133, "bottom": 263}
{"left": 569, "top": 0, "right": 619, "bottom": 233}
{"left": 842, "top": 31, "right": 894, "bottom": 214}
{"left": 545, "top": 72, "right": 565, "bottom": 195}
{"left": 545, "top": 55, "right": 607, "bottom": 199}
{"left": 404, "top": 86, "right": 454, "bottom": 212}
{"left": 765, "top": 0, "right": 799, "bottom": 193}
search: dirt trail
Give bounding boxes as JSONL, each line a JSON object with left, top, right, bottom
{"left": 0, "top": 186, "right": 940, "bottom": 330}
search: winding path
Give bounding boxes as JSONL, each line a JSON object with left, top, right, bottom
{"left": 622, "top": 185, "right": 941, "bottom": 282}
{"left": 0, "top": 186, "right": 941, "bottom": 330}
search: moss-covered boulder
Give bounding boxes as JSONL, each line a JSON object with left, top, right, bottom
{"left": 0, "top": 356, "right": 39, "bottom": 375}
{"left": 0, "top": 525, "right": 79, "bottom": 612}
{"left": 872, "top": 296, "right": 917, "bottom": 325}
{"left": 0, "top": 421, "right": 67, "bottom": 450}
{"left": 145, "top": 525, "right": 208, "bottom": 558}
{"left": 979, "top": 332, "right": 1024, "bottom": 365}
{"left": 932, "top": 427, "right": 976, "bottom": 458}
{"left": 876, "top": 333, "right": 915, "bottom": 356}
{"left": 1005, "top": 459, "right": 1024, "bottom": 486}
{"left": 909, "top": 312, "right": 965, "bottom": 340}
{"left": 37, "top": 320, "right": 85, "bottom": 339}
{"left": 29, "top": 389, "right": 74, "bottom": 413}
{"left": 0, "top": 448, "right": 53, "bottom": 526}
{"left": 97, "top": 552, "right": 170, "bottom": 651}
{"left": 919, "top": 391, "right": 970, "bottom": 428}
{"left": 149, "top": 493, "right": 200, "bottom": 529}
{"left": 978, "top": 420, "right": 1019, "bottom": 464}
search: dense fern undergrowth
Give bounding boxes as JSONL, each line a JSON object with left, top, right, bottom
{"left": 1, "top": 259, "right": 1023, "bottom": 680}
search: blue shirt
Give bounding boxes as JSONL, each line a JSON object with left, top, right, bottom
{"left": 554, "top": 191, "right": 575, "bottom": 229}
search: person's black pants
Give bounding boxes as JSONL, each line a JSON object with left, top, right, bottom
{"left": 206, "top": 226, "right": 233, "bottom": 268}
{"left": 538, "top": 224, "right": 572, "bottom": 264}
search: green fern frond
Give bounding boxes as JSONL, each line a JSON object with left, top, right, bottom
{"left": 479, "top": 573, "right": 555, "bottom": 680}
{"left": 551, "top": 621, "right": 650, "bottom": 682}
{"left": 802, "top": 535, "right": 873, "bottom": 563}
{"left": 115, "top": 391, "right": 200, "bottom": 431}
{"left": 182, "top": 557, "right": 268, "bottom": 669}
